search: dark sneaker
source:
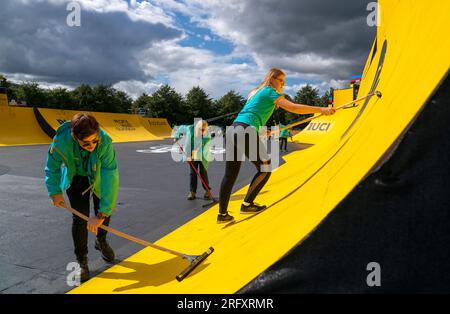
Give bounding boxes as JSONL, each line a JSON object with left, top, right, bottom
{"left": 217, "top": 213, "right": 234, "bottom": 224}
{"left": 203, "top": 191, "right": 212, "bottom": 200}
{"left": 240, "top": 202, "right": 267, "bottom": 214}
{"left": 95, "top": 239, "right": 115, "bottom": 263}
{"left": 187, "top": 192, "right": 196, "bottom": 200}
{"left": 76, "top": 255, "right": 90, "bottom": 283}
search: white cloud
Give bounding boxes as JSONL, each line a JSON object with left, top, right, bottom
{"left": 113, "top": 80, "right": 162, "bottom": 99}
{"left": 138, "top": 40, "right": 259, "bottom": 99}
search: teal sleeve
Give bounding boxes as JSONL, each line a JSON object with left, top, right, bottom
{"left": 44, "top": 144, "right": 63, "bottom": 197}
{"left": 265, "top": 87, "right": 283, "bottom": 102}
{"left": 98, "top": 142, "right": 119, "bottom": 216}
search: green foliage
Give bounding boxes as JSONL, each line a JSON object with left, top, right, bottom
{"left": 290, "top": 85, "right": 322, "bottom": 130}
{"left": 15, "top": 82, "right": 47, "bottom": 107}
{"left": 319, "top": 89, "right": 332, "bottom": 107}
{"left": 213, "top": 90, "right": 245, "bottom": 127}
{"left": 143, "top": 84, "right": 185, "bottom": 125}
{"left": 46, "top": 87, "right": 77, "bottom": 109}
{"left": 294, "top": 84, "right": 320, "bottom": 106}
{"left": 72, "top": 84, "right": 95, "bottom": 110}
{"left": 185, "top": 86, "right": 214, "bottom": 121}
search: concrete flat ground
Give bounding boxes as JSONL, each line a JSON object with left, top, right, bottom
{"left": 0, "top": 139, "right": 301, "bottom": 293}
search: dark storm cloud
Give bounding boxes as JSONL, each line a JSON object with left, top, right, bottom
{"left": 0, "top": 0, "right": 182, "bottom": 85}
{"left": 222, "top": 0, "right": 377, "bottom": 79}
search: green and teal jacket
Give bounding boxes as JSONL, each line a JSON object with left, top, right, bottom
{"left": 44, "top": 122, "right": 119, "bottom": 216}
{"left": 174, "top": 124, "right": 211, "bottom": 169}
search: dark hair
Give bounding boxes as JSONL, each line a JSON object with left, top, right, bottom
{"left": 71, "top": 113, "right": 99, "bottom": 140}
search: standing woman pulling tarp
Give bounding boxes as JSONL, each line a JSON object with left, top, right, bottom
{"left": 218, "top": 68, "right": 335, "bottom": 224}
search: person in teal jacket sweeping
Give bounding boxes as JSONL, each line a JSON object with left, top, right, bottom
{"left": 279, "top": 124, "right": 293, "bottom": 152}
{"left": 45, "top": 113, "right": 119, "bottom": 282}
{"left": 174, "top": 120, "right": 212, "bottom": 200}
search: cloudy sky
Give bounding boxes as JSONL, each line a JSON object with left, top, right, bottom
{"left": 0, "top": 0, "right": 376, "bottom": 99}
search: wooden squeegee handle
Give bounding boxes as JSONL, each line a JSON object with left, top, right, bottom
{"left": 275, "top": 91, "right": 380, "bottom": 134}
{"left": 62, "top": 203, "right": 184, "bottom": 258}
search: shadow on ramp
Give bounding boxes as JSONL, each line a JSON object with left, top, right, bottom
{"left": 96, "top": 257, "right": 211, "bottom": 292}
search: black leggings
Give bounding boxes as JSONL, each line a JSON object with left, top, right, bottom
{"left": 280, "top": 137, "right": 288, "bottom": 150}
{"left": 219, "top": 123, "right": 271, "bottom": 214}
{"left": 189, "top": 161, "right": 210, "bottom": 193}
{"left": 66, "top": 175, "right": 111, "bottom": 259}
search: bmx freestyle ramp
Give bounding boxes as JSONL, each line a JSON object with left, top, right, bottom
{"left": 0, "top": 106, "right": 51, "bottom": 146}
{"left": 139, "top": 117, "right": 172, "bottom": 138}
{"left": 36, "top": 108, "right": 168, "bottom": 142}
{"left": 70, "top": 0, "right": 450, "bottom": 293}
{"left": 0, "top": 87, "right": 51, "bottom": 146}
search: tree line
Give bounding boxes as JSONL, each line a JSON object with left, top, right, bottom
{"left": 1, "top": 76, "right": 331, "bottom": 128}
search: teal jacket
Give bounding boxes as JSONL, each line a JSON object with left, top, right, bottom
{"left": 279, "top": 124, "right": 293, "bottom": 138}
{"left": 45, "top": 122, "right": 119, "bottom": 216}
{"left": 174, "top": 124, "right": 211, "bottom": 169}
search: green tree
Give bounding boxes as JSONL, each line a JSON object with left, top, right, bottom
{"left": 72, "top": 84, "right": 95, "bottom": 111}
{"left": 291, "top": 85, "right": 322, "bottom": 130}
{"left": 185, "top": 86, "right": 214, "bottom": 121}
{"left": 114, "top": 90, "right": 133, "bottom": 113}
{"left": 15, "top": 82, "right": 47, "bottom": 107}
{"left": 294, "top": 84, "right": 320, "bottom": 106}
{"left": 0, "top": 75, "right": 19, "bottom": 102}
{"left": 132, "top": 93, "right": 151, "bottom": 114}
{"left": 46, "top": 87, "right": 77, "bottom": 109}
{"left": 91, "top": 85, "right": 117, "bottom": 112}
{"left": 145, "top": 84, "right": 185, "bottom": 125}
{"left": 319, "top": 89, "right": 332, "bottom": 107}
{"left": 214, "top": 90, "right": 245, "bottom": 126}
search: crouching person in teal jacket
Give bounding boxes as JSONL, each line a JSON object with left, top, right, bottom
{"left": 45, "top": 113, "right": 119, "bottom": 282}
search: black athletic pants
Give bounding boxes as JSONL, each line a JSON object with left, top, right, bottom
{"left": 66, "top": 175, "right": 111, "bottom": 260}
{"left": 219, "top": 123, "right": 271, "bottom": 214}
{"left": 280, "top": 137, "right": 288, "bottom": 151}
{"left": 189, "top": 161, "right": 210, "bottom": 193}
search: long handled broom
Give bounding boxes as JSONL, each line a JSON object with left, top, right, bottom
{"left": 174, "top": 139, "right": 219, "bottom": 208}
{"left": 61, "top": 203, "right": 214, "bottom": 282}
{"left": 273, "top": 90, "right": 382, "bottom": 135}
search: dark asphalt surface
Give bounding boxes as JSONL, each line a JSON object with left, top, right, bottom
{"left": 0, "top": 138, "right": 299, "bottom": 293}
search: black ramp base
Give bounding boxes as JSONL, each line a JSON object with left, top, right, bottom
{"left": 241, "top": 73, "right": 450, "bottom": 293}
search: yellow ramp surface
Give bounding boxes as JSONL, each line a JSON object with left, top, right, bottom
{"left": 333, "top": 87, "right": 354, "bottom": 106}
{"left": 37, "top": 108, "right": 81, "bottom": 131}
{"left": 0, "top": 106, "right": 51, "bottom": 146}
{"left": 0, "top": 93, "right": 8, "bottom": 107}
{"left": 38, "top": 108, "right": 163, "bottom": 142}
{"left": 71, "top": 0, "right": 450, "bottom": 293}
{"left": 88, "top": 112, "right": 160, "bottom": 142}
{"left": 139, "top": 117, "right": 172, "bottom": 138}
